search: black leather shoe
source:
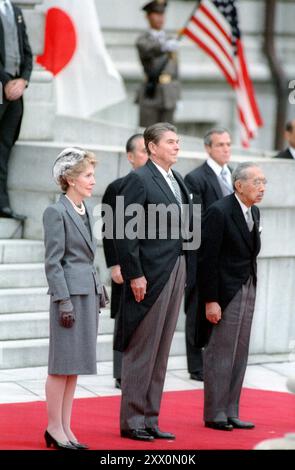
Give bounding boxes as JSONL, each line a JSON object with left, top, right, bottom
{"left": 205, "top": 421, "right": 233, "bottom": 431}
{"left": 115, "top": 378, "right": 121, "bottom": 389}
{"left": 228, "top": 418, "right": 255, "bottom": 429}
{"left": 121, "top": 429, "right": 154, "bottom": 441}
{"left": 0, "top": 206, "right": 26, "bottom": 221}
{"left": 190, "top": 372, "right": 204, "bottom": 382}
{"left": 146, "top": 427, "right": 175, "bottom": 440}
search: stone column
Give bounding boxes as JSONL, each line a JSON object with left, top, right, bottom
{"left": 14, "top": 1, "right": 55, "bottom": 140}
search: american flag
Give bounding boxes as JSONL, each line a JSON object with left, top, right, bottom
{"left": 183, "top": 0, "right": 263, "bottom": 147}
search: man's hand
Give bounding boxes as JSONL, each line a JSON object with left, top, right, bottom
{"left": 206, "top": 302, "right": 222, "bottom": 324}
{"left": 4, "top": 78, "right": 27, "bottom": 101}
{"left": 111, "top": 265, "right": 124, "bottom": 284}
{"left": 130, "top": 276, "right": 147, "bottom": 303}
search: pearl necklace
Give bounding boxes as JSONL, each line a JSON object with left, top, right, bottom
{"left": 65, "top": 195, "right": 86, "bottom": 215}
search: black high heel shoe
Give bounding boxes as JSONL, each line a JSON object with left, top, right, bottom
{"left": 70, "top": 440, "right": 89, "bottom": 450}
{"left": 44, "top": 430, "right": 77, "bottom": 450}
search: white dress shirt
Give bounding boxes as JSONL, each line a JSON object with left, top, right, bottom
{"left": 288, "top": 146, "right": 295, "bottom": 159}
{"left": 150, "top": 160, "right": 178, "bottom": 197}
{"left": 234, "top": 193, "right": 253, "bottom": 225}
{"left": 207, "top": 157, "right": 232, "bottom": 187}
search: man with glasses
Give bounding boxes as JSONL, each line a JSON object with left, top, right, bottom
{"left": 199, "top": 162, "right": 266, "bottom": 431}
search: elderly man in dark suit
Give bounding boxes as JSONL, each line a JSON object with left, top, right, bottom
{"left": 275, "top": 120, "right": 295, "bottom": 159}
{"left": 184, "top": 128, "right": 233, "bottom": 382}
{"left": 102, "top": 134, "right": 148, "bottom": 389}
{"left": 136, "top": 1, "right": 180, "bottom": 127}
{"left": 200, "top": 162, "right": 266, "bottom": 431}
{"left": 115, "top": 122, "right": 192, "bottom": 441}
{"left": 0, "top": 0, "right": 32, "bottom": 219}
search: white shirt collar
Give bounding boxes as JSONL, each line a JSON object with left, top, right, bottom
{"left": 207, "top": 157, "right": 230, "bottom": 177}
{"left": 149, "top": 28, "right": 166, "bottom": 39}
{"left": 288, "top": 146, "right": 295, "bottom": 159}
{"left": 151, "top": 159, "right": 173, "bottom": 179}
{"left": 234, "top": 193, "right": 251, "bottom": 217}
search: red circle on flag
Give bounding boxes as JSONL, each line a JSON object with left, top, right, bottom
{"left": 36, "top": 8, "right": 77, "bottom": 76}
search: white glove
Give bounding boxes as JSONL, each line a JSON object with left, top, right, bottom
{"left": 162, "top": 38, "right": 179, "bottom": 53}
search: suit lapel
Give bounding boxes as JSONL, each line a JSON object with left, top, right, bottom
{"left": 231, "top": 195, "right": 253, "bottom": 250}
{"left": 204, "top": 163, "right": 223, "bottom": 199}
{"left": 60, "top": 195, "right": 95, "bottom": 256}
{"left": 147, "top": 159, "right": 179, "bottom": 207}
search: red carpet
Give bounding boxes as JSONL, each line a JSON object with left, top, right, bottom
{"left": 0, "top": 388, "right": 294, "bottom": 450}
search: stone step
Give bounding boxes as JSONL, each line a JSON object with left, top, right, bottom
{"left": 0, "top": 309, "right": 114, "bottom": 341}
{"left": 0, "top": 240, "right": 44, "bottom": 264}
{"left": 0, "top": 264, "right": 47, "bottom": 289}
{"left": 0, "top": 220, "right": 23, "bottom": 240}
{"left": 0, "top": 331, "right": 185, "bottom": 370}
{"left": 0, "top": 287, "right": 48, "bottom": 314}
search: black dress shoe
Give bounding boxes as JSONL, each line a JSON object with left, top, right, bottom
{"left": 205, "top": 421, "right": 233, "bottom": 431}
{"left": 115, "top": 378, "right": 121, "bottom": 389}
{"left": 0, "top": 206, "right": 26, "bottom": 221}
{"left": 44, "top": 430, "right": 77, "bottom": 449}
{"left": 190, "top": 372, "right": 204, "bottom": 382}
{"left": 121, "top": 429, "right": 154, "bottom": 441}
{"left": 228, "top": 418, "right": 255, "bottom": 429}
{"left": 70, "top": 440, "right": 89, "bottom": 449}
{"left": 145, "top": 427, "right": 175, "bottom": 440}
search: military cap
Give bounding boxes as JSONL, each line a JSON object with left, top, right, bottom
{"left": 142, "top": 0, "right": 167, "bottom": 14}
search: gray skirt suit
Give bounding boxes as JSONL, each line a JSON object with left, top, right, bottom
{"left": 43, "top": 195, "right": 108, "bottom": 375}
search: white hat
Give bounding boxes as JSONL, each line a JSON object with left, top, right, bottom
{"left": 52, "top": 147, "right": 86, "bottom": 185}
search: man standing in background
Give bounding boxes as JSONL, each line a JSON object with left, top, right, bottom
{"left": 0, "top": 0, "right": 32, "bottom": 219}
{"left": 136, "top": 1, "right": 180, "bottom": 127}
{"left": 184, "top": 128, "right": 233, "bottom": 382}
{"left": 102, "top": 134, "right": 148, "bottom": 389}
{"left": 274, "top": 120, "right": 295, "bottom": 159}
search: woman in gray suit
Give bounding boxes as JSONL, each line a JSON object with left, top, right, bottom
{"left": 43, "top": 148, "right": 108, "bottom": 450}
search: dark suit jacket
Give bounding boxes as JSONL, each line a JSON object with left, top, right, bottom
{"left": 114, "top": 159, "right": 192, "bottom": 351}
{"left": 184, "top": 162, "right": 231, "bottom": 345}
{"left": 274, "top": 148, "right": 294, "bottom": 159}
{"left": 102, "top": 177, "right": 124, "bottom": 320}
{"left": 200, "top": 193, "right": 261, "bottom": 310}
{"left": 184, "top": 161, "right": 224, "bottom": 214}
{"left": 0, "top": 4, "right": 33, "bottom": 86}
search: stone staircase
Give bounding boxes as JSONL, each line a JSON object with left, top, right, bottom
{"left": 0, "top": 228, "right": 185, "bottom": 370}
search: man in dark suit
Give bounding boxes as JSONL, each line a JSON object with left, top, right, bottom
{"left": 184, "top": 128, "right": 233, "bottom": 381}
{"left": 274, "top": 120, "right": 295, "bottom": 159}
{"left": 0, "top": 0, "right": 32, "bottom": 219}
{"left": 115, "top": 122, "right": 192, "bottom": 441}
{"left": 102, "top": 134, "right": 148, "bottom": 389}
{"left": 136, "top": 1, "right": 180, "bottom": 126}
{"left": 200, "top": 162, "right": 266, "bottom": 431}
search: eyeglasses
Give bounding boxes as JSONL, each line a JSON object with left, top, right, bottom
{"left": 248, "top": 178, "right": 268, "bottom": 187}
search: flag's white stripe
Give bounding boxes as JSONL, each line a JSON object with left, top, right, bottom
{"left": 201, "top": 0, "right": 232, "bottom": 38}
{"left": 194, "top": 9, "right": 233, "bottom": 61}
{"left": 187, "top": 22, "right": 236, "bottom": 82}
{"left": 235, "top": 57, "right": 258, "bottom": 133}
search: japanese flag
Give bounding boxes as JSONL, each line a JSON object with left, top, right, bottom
{"left": 37, "top": 0, "right": 126, "bottom": 118}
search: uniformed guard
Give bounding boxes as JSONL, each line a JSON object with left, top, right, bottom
{"left": 136, "top": 0, "right": 180, "bottom": 126}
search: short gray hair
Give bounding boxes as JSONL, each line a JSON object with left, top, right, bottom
{"left": 232, "top": 162, "right": 260, "bottom": 187}
{"left": 204, "top": 127, "right": 230, "bottom": 146}
{"left": 144, "top": 122, "right": 177, "bottom": 156}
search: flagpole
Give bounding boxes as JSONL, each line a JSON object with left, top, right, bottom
{"left": 176, "top": 0, "right": 199, "bottom": 40}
